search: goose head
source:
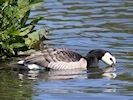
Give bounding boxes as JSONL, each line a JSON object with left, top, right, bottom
{"left": 86, "top": 49, "right": 116, "bottom": 68}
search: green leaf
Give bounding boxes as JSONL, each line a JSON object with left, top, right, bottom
{"left": 30, "top": 16, "right": 43, "bottom": 25}
{"left": 1, "top": 1, "right": 8, "bottom": 10}
{"left": 17, "top": 0, "right": 29, "bottom": 7}
{"left": 18, "top": 49, "right": 35, "bottom": 55}
{"left": 19, "top": 25, "right": 33, "bottom": 36}
{"left": 29, "top": 2, "right": 44, "bottom": 8}
{"left": 28, "top": 31, "right": 40, "bottom": 41}
{"left": 10, "top": 30, "right": 21, "bottom": 36}
{"left": 20, "top": 10, "right": 30, "bottom": 27}
{"left": 9, "top": 48, "right": 15, "bottom": 55}
{"left": 25, "top": 38, "right": 32, "bottom": 46}
{"left": 10, "top": 43, "right": 25, "bottom": 48}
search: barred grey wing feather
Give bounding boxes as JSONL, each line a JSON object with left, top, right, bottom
{"left": 23, "top": 48, "right": 83, "bottom": 69}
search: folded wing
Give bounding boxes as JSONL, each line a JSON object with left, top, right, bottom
{"left": 23, "top": 48, "right": 87, "bottom": 70}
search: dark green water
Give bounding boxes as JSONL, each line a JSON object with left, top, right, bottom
{"left": 0, "top": 0, "right": 133, "bottom": 100}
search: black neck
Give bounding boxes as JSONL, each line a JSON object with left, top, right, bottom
{"left": 85, "top": 49, "right": 107, "bottom": 69}
{"left": 85, "top": 55, "right": 99, "bottom": 69}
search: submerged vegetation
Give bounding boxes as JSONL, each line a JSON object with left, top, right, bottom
{"left": 0, "top": 0, "right": 46, "bottom": 59}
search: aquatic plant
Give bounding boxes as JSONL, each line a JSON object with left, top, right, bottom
{"left": 0, "top": 0, "right": 46, "bottom": 59}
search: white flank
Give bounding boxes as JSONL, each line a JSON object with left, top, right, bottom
{"left": 27, "top": 64, "right": 40, "bottom": 70}
{"left": 18, "top": 60, "right": 40, "bottom": 70}
{"left": 17, "top": 60, "right": 24, "bottom": 64}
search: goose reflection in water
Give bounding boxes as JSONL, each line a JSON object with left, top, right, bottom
{"left": 18, "top": 65, "right": 117, "bottom": 80}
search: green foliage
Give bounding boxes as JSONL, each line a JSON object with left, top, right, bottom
{"left": 0, "top": 0, "right": 45, "bottom": 59}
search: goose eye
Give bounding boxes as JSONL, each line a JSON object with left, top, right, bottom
{"left": 110, "top": 58, "right": 113, "bottom": 61}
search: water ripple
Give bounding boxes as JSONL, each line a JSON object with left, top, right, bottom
{"left": 30, "top": 0, "right": 133, "bottom": 99}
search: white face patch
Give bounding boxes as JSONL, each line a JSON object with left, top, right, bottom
{"left": 101, "top": 52, "right": 116, "bottom": 65}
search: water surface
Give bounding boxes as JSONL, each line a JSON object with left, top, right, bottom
{"left": 0, "top": 0, "right": 133, "bottom": 100}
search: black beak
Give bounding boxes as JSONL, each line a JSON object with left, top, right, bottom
{"left": 111, "top": 63, "right": 115, "bottom": 67}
